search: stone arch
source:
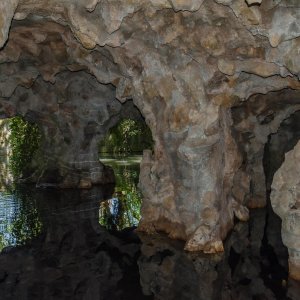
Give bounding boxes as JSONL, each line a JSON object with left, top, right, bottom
{"left": 2, "top": 0, "right": 300, "bottom": 256}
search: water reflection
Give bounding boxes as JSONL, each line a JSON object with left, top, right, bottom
{"left": 0, "top": 186, "right": 42, "bottom": 251}
{"left": 0, "top": 186, "right": 299, "bottom": 299}
{"left": 0, "top": 154, "right": 142, "bottom": 252}
{"left": 0, "top": 186, "right": 151, "bottom": 300}
{"left": 138, "top": 209, "right": 300, "bottom": 300}
{"left": 99, "top": 154, "right": 142, "bottom": 230}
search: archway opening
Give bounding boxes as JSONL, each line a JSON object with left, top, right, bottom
{"left": 98, "top": 115, "right": 154, "bottom": 231}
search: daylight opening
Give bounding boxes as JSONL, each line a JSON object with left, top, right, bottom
{"left": 98, "top": 117, "right": 154, "bottom": 231}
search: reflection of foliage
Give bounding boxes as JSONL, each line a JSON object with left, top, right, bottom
{"left": 99, "top": 161, "right": 142, "bottom": 230}
{"left": 8, "top": 116, "right": 42, "bottom": 179}
{"left": 11, "top": 205, "right": 42, "bottom": 245}
{"left": 0, "top": 186, "right": 42, "bottom": 251}
{"left": 99, "top": 118, "right": 153, "bottom": 154}
{"left": 0, "top": 234, "right": 8, "bottom": 251}
{"left": 10, "top": 187, "right": 42, "bottom": 245}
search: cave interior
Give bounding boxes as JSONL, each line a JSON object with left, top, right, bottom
{"left": 1, "top": 0, "right": 300, "bottom": 284}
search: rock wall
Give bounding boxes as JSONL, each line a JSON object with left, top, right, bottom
{"left": 0, "top": 0, "right": 300, "bottom": 256}
{"left": 271, "top": 141, "right": 300, "bottom": 281}
{"left": 265, "top": 110, "right": 300, "bottom": 192}
{"left": 232, "top": 90, "right": 300, "bottom": 208}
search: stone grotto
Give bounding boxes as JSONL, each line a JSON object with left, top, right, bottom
{"left": 1, "top": 0, "right": 300, "bottom": 280}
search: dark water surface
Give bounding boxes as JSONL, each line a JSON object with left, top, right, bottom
{"left": 0, "top": 157, "right": 299, "bottom": 299}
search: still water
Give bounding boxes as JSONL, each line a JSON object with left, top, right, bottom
{"left": 0, "top": 156, "right": 299, "bottom": 299}
{"left": 0, "top": 155, "right": 143, "bottom": 252}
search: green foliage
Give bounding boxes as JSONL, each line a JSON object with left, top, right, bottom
{"left": 99, "top": 118, "right": 153, "bottom": 154}
{"left": 8, "top": 116, "right": 42, "bottom": 179}
{"left": 99, "top": 158, "right": 142, "bottom": 230}
{"left": 0, "top": 234, "right": 8, "bottom": 251}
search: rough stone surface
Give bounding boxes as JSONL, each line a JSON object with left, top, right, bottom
{"left": 271, "top": 141, "right": 300, "bottom": 280}
{"left": 0, "top": 0, "right": 300, "bottom": 258}
{"left": 232, "top": 90, "right": 300, "bottom": 208}
{"left": 0, "top": 0, "right": 18, "bottom": 48}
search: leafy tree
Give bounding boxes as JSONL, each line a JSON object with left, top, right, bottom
{"left": 99, "top": 118, "right": 153, "bottom": 154}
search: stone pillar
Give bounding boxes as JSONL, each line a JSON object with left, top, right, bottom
{"left": 135, "top": 59, "right": 246, "bottom": 253}
{"left": 271, "top": 140, "right": 300, "bottom": 280}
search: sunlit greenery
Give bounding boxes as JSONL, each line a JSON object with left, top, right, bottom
{"left": 99, "top": 157, "right": 142, "bottom": 230}
{"left": 99, "top": 118, "right": 153, "bottom": 154}
{"left": 8, "top": 116, "right": 42, "bottom": 179}
{"left": 0, "top": 234, "right": 8, "bottom": 251}
{"left": 99, "top": 118, "right": 153, "bottom": 230}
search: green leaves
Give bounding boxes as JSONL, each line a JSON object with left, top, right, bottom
{"left": 99, "top": 118, "right": 153, "bottom": 154}
{"left": 8, "top": 116, "right": 42, "bottom": 180}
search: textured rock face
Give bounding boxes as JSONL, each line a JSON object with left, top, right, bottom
{"left": 0, "top": 0, "right": 300, "bottom": 256}
{"left": 0, "top": 0, "right": 18, "bottom": 48}
{"left": 232, "top": 90, "right": 300, "bottom": 208}
{"left": 271, "top": 141, "right": 300, "bottom": 280}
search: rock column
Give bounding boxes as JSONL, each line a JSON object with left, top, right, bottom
{"left": 271, "top": 140, "right": 300, "bottom": 280}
